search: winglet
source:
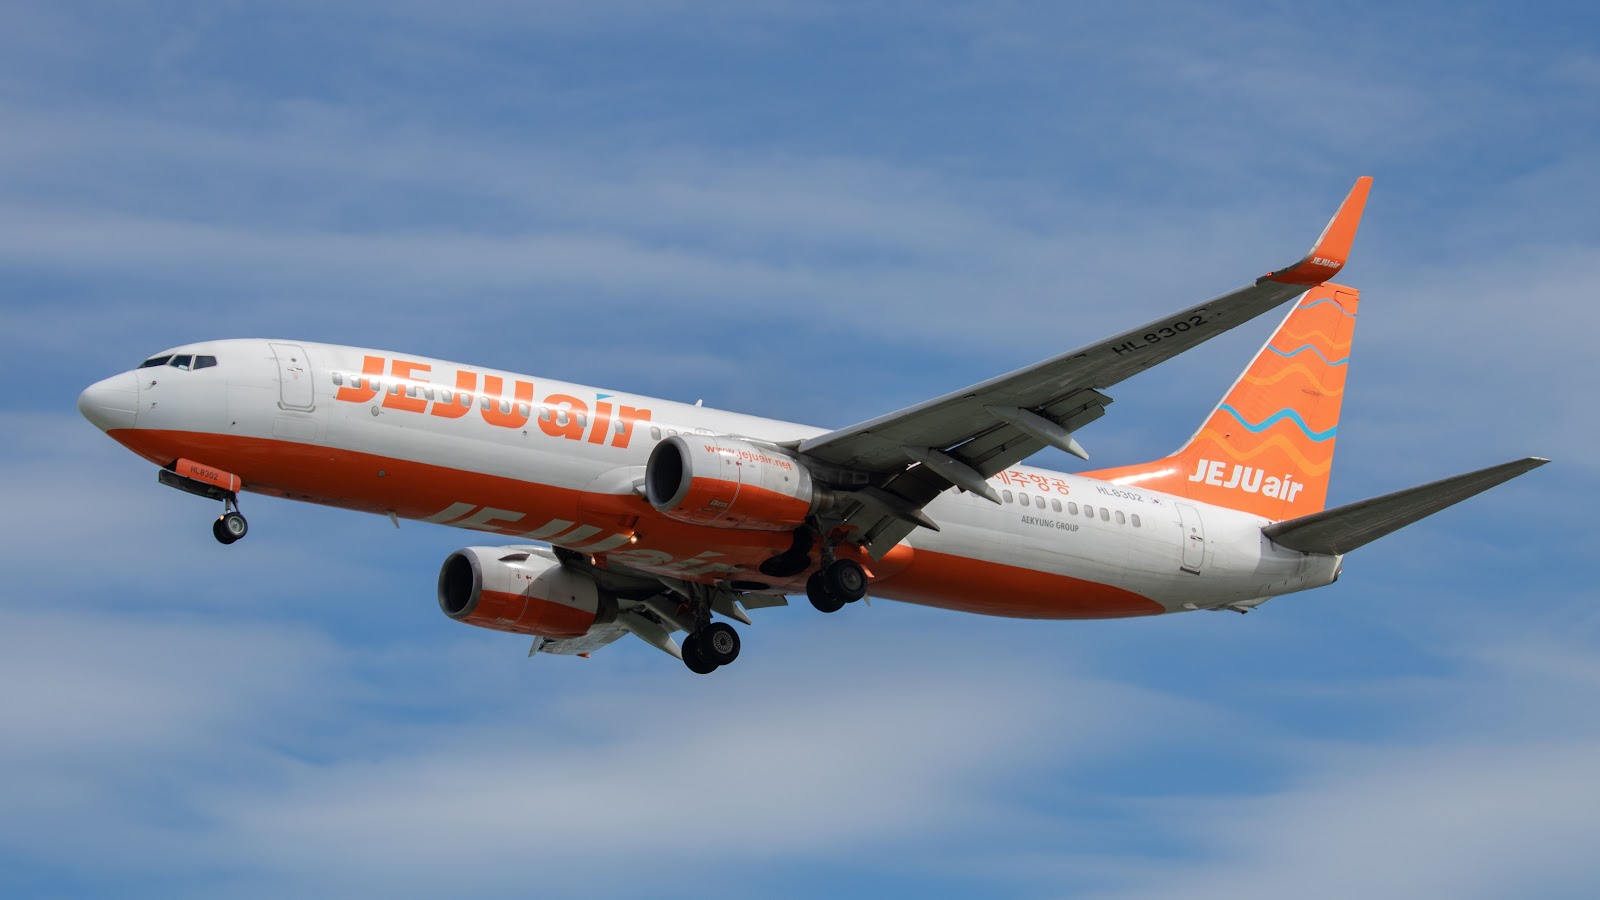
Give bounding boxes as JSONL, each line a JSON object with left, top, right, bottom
{"left": 1261, "top": 176, "right": 1372, "bottom": 286}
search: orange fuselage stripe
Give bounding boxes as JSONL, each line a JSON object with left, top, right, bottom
{"left": 108, "top": 428, "right": 1163, "bottom": 620}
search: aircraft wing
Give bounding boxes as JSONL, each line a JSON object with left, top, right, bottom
{"left": 799, "top": 177, "right": 1373, "bottom": 556}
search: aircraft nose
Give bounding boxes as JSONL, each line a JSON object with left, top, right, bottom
{"left": 77, "top": 371, "right": 139, "bottom": 432}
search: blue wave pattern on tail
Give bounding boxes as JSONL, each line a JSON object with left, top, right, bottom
{"left": 1266, "top": 344, "right": 1350, "bottom": 366}
{"left": 1296, "top": 297, "right": 1359, "bottom": 319}
{"left": 1217, "top": 404, "right": 1338, "bottom": 441}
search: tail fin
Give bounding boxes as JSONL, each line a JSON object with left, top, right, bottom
{"left": 1083, "top": 282, "right": 1359, "bottom": 521}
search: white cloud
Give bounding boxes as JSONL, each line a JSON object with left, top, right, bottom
{"left": 3, "top": 3, "right": 1595, "bottom": 896}
{"left": 0, "top": 412, "right": 390, "bottom": 601}
{"left": 5, "top": 594, "right": 1597, "bottom": 898}
{"left": 1085, "top": 741, "right": 1600, "bottom": 900}
{"left": 0, "top": 600, "right": 1182, "bottom": 896}
{"left": 1072, "top": 628, "right": 1600, "bottom": 900}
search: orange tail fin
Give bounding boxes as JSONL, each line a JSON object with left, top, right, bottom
{"left": 1083, "top": 282, "right": 1359, "bottom": 521}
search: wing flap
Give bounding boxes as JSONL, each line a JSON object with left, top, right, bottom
{"left": 1263, "top": 457, "right": 1549, "bottom": 555}
{"left": 845, "top": 389, "right": 1111, "bottom": 556}
{"left": 533, "top": 621, "right": 630, "bottom": 656}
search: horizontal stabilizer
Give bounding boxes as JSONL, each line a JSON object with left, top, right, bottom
{"left": 1263, "top": 457, "right": 1549, "bottom": 555}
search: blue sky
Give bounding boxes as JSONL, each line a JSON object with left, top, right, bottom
{"left": 2, "top": 2, "right": 1597, "bottom": 897}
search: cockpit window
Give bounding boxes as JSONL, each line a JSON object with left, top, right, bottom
{"left": 194, "top": 355, "right": 217, "bottom": 369}
{"left": 168, "top": 354, "right": 194, "bottom": 371}
{"left": 139, "top": 355, "right": 172, "bottom": 368}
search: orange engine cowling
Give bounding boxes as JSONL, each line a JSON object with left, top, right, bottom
{"left": 437, "top": 547, "right": 613, "bottom": 638}
{"left": 645, "top": 434, "right": 819, "bottom": 531}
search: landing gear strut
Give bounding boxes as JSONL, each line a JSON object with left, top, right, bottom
{"left": 212, "top": 495, "right": 248, "bottom": 545}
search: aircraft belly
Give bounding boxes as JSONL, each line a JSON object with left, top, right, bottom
{"left": 876, "top": 494, "right": 1169, "bottom": 618}
{"left": 878, "top": 484, "right": 1313, "bottom": 617}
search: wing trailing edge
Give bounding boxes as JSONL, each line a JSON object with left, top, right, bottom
{"left": 1262, "top": 457, "right": 1549, "bottom": 555}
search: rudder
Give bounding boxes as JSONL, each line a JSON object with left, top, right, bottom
{"left": 1084, "top": 283, "right": 1359, "bottom": 521}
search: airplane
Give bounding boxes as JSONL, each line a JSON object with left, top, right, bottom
{"left": 77, "top": 177, "right": 1547, "bottom": 674}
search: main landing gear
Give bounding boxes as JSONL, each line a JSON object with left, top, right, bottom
{"left": 681, "top": 621, "right": 740, "bottom": 674}
{"left": 671, "top": 544, "right": 869, "bottom": 674}
{"left": 806, "top": 558, "right": 868, "bottom": 614}
{"left": 676, "top": 583, "right": 744, "bottom": 675}
{"left": 211, "top": 496, "right": 249, "bottom": 545}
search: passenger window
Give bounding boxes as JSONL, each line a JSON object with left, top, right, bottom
{"left": 1035, "top": 496, "right": 1046, "bottom": 509}
{"left": 168, "top": 354, "right": 193, "bottom": 370}
{"left": 480, "top": 396, "right": 492, "bottom": 411}
{"left": 1018, "top": 492, "right": 1029, "bottom": 505}
{"left": 1131, "top": 514, "right": 1142, "bottom": 528}
{"left": 576, "top": 413, "right": 588, "bottom": 428}
{"left": 194, "top": 356, "right": 217, "bottom": 369}
{"left": 1068, "top": 502, "right": 1078, "bottom": 515}
{"left": 459, "top": 393, "right": 471, "bottom": 408}
{"left": 499, "top": 399, "right": 511, "bottom": 414}
{"left": 1083, "top": 505, "right": 1094, "bottom": 518}
{"left": 332, "top": 372, "right": 344, "bottom": 386}
{"left": 1051, "top": 499, "right": 1061, "bottom": 513}
{"left": 1116, "top": 511, "right": 1126, "bottom": 525}
{"left": 1002, "top": 490, "right": 1013, "bottom": 504}
{"left": 539, "top": 407, "right": 551, "bottom": 422}
{"left": 614, "top": 419, "right": 626, "bottom": 435}
{"left": 667, "top": 429, "right": 678, "bottom": 437}
{"left": 139, "top": 356, "right": 172, "bottom": 368}
{"left": 440, "top": 389, "right": 453, "bottom": 404}
{"left": 556, "top": 411, "right": 569, "bottom": 426}
{"left": 1100, "top": 508, "right": 1110, "bottom": 521}
{"left": 516, "top": 403, "right": 531, "bottom": 417}
{"left": 388, "top": 382, "right": 401, "bottom": 395}
{"left": 650, "top": 426, "right": 662, "bottom": 440}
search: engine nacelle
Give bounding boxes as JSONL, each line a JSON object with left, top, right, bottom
{"left": 437, "top": 547, "right": 613, "bottom": 638}
{"left": 645, "top": 434, "right": 819, "bottom": 530}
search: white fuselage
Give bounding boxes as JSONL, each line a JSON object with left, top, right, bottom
{"left": 82, "top": 339, "right": 1341, "bottom": 619}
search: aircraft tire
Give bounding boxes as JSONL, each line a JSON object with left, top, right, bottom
{"left": 213, "top": 517, "right": 239, "bottom": 545}
{"left": 807, "top": 573, "right": 845, "bottom": 613}
{"left": 699, "top": 622, "right": 740, "bottom": 666}
{"left": 681, "top": 633, "right": 719, "bottom": 674}
{"left": 824, "top": 559, "right": 867, "bottom": 602}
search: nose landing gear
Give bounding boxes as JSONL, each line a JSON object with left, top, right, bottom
{"left": 157, "top": 459, "right": 250, "bottom": 546}
{"left": 212, "top": 498, "right": 249, "bottom": 545}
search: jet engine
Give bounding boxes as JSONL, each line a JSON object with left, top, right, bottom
{"left": 438, "top": 547, "right": 614, "bottom": 638}
{"left": 645, "top": 434, "right": 824, "bottom": 530}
